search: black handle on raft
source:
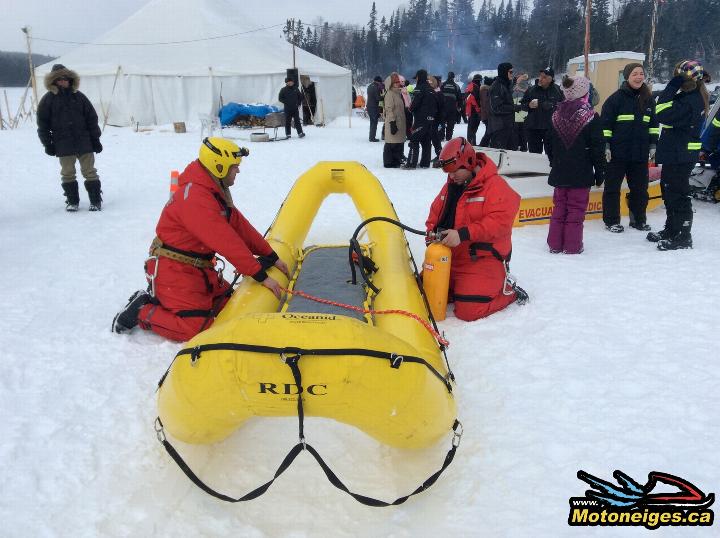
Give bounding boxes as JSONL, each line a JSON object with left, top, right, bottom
{"left": 348, "top": 217, "right": 429, "bottom": 294}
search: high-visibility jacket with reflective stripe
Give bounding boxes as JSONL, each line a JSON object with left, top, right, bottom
{"left": 702, "top": 107, "right": 720, "bottom": 152}
{"left": 655, "top": 83, "right": 705, "bottom": 164}
{"left": 601, "top": 84, "right": 659, "bottom": 162}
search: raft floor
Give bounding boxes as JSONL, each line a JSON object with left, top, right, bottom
{"left": 285, "top": 246, "right": 367, "bottom": 321}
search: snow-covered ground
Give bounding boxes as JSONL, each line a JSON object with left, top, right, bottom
{"left": 1, "top": 86, "right": 718, "bottom": 537}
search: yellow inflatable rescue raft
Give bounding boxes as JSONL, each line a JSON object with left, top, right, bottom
{"left": 157, "top": 162, "right": 457, "bottom": 450}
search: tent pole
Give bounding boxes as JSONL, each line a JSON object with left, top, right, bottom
{"left": 102, "top": 66, "right": 122, "bottom": 132}
{"left": 12, "top": 78, "right": 32, "bottom": 129}
{"left": 21, "top": 26, "right": 38, "bottom": 111}
{"left": 3, "top": 90, "right": 12, "bottom": 129}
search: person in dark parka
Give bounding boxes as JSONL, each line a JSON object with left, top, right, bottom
{"left": 488, "top": 62, "right": 520, "bottom": 150}
{"left": 440, "top": 72, "right": 463, "bottom": 140}
{"left": 366, "top": 76, "right": 384, "bottom": 141}
{"left": 278, "top": 77, "right": 305, "bottom": 138}
{"left": 521, "top": 67, "right": 564, "bottom": 155}
{"left": 404, "top": 69, "right": 439, "bottom": 169}
{"left": 648, "top": 60, "right": 708, "bottom": 250}
{"left": 600, "top": 62, "right": 659, "bottom": 233}
{"left": 37, "top": 64, "right": 103, "bottom": 212}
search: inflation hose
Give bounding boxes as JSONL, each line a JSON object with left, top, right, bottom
{"left": 348, "top": 216, "right": 429, "bottom": 294}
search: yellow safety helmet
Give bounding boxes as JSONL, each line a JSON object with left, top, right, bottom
{"left": 198, "top": 137, "right": 249, "bottom": 179}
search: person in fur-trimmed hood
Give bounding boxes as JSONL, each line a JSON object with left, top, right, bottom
{"left": 37, "top": 64, "right": 103, "bottom": 211}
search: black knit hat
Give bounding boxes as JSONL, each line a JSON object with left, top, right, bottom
{"left": 540, "top": 66, "right": 554, "bottom": 78}
{"left": 373, "top": 75, "right": 382, "bottom": 83}
{"left": 51, "top": 64, "right": 67, "bottom": 72}
{"left": 447, "top": 71, "right": 455, "bottom": 79}
{"left": 623, "top": 62, "right": 644, "bottom": 80}
{"left": 413, "top": 69, "right": 428, "bottom": 82}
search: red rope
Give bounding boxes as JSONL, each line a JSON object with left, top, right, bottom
{"left": 281, "top": 287, "right": 449, "bottom": 347}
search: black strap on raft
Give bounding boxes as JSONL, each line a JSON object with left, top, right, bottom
{"left": 160, "top": 343, "right": 453, "bottom": 393}
{"left": 154, "top": 350, "right": 462, "bottom": 506}
{"left": 348, "top": 215, "right": 454, "bottom": 380}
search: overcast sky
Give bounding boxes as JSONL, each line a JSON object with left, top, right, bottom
{"left": 1, "top": 0, "right": 407, "bottom": 56}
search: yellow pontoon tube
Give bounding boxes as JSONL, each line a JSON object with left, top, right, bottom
{"left": 157, "top": 162, "right": 457, "bottom": 449}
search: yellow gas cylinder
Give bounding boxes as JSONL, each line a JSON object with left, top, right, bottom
{"left": 422, "top": 241, "right": 452, "bottom": 321}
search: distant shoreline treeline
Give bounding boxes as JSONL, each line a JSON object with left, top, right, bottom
{"left": 0, "top": 51, "right": 56, "bottom": 87}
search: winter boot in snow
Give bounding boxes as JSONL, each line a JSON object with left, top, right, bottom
{"left": 85, "top": 180, "right": 103, "bottom": 211}
{"left": 658, "top": 210, "right": 693, "bottom": 250}
{"left": 112, "top": 290, "right": 151, "bottom": 333}
{"left": 657, "top": 233, "right": 693, "bottom": 250}
{"left": 647, "top": 211, "right": 674, "bottom": 242}
{"left": 62, "top": 181, "right": 80, "bottom": 212}
{"left": 402, "top": 146, "right": 418, "bottom": 169}
{"left": 646, "top": 228, "right": 672, "bottom": 242}
{"left": 628, "top": 209, "right": 651, "bottom": 231}
{"left": 605, "top": 223, "right": 624, "bottom": 233}
{"left": 514, "top": 285, "right": 530, "bottom": 305}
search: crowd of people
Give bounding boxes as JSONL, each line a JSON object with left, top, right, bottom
{"left": 369, "top": 58, "right": 716, "bottom": 256}
{"left": 36, "top": 58, "right": 718, "bottom": 339}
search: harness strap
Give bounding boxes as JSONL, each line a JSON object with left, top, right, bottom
{"left": 454, "top": 294, "right": 492, "bottom": 303}
{"left": 150, "top": 237, "right": 215, "bottom": 268}
{"left": 468, "top": 241, "right": 511, "bottom": 264}
{"left": 154, "top": 352, "right": 461, "bottom": 506}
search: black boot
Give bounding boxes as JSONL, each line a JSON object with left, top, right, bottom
{"left": 628, "top": 208, "right": 651, "bottom": 231}
{"left": 657, "top": 233, "right": 693, "bottom": 250}
{"left": 647, "top": 210, "right": 674, "bottom": 242}
{"left": 85, "top": 180, "right": 103, "bottom": 211}
{"left": 61, "top": 181, "right": 80, "bottom": 212}
{"left": 112, "top": 290, "right": 151, "bottom": 333}
{"left": 647, "top": 228, "right": 672, "bottom": 242}
{"left": 657, "top": 207, "right": 692, "bottom": 249}
{"left": 402, "top": 146, "right": 418, "bottom": 169}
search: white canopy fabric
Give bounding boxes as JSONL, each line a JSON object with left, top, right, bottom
{"left": 35, "top": 0, "right": 352, "bottom": 126}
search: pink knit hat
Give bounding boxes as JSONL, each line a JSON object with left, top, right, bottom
{"left": 562, "top": 75, "right": 590, "bottom": 100}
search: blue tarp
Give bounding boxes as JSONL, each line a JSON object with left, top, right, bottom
{"left": 219, "top": 103, "right": 280, "bottom": 126}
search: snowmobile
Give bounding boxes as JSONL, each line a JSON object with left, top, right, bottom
{"left": 689, "top": 157, "right": 720, "bottom": 203}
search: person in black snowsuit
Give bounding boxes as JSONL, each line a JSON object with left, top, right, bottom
{"left": 648, "top": 60, "right": 708, "bottom": 250}
{"left": 279, "top": 77, "right": 305, "bottom": 138}
{"left": 488, "top": 63, "right": 520, "bottom": 150}
{"left": 441, "top": 72, "right": 463, "bottom": 141}
{"left": 600, "top": 62, "right": 659, "bottom": 233}
{"left": 428, "top": 76, "right": 445, "bottom": 166}
{"left": 521, "top": 67, "right": 564, "bottom": 155}
{"left": 404, "top": 69, "right": 439, "bottom": 169}
{"left": 301, "top": 80, "right": 317, "bottom": 126}
{"left": 37, "top": 63, "right": 103, "bottom": 212}
{"left": 367, "top": 76, "right": 384, "bottom": 142}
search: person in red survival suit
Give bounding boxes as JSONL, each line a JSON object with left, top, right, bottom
{"left": 111, "top": 137, "right": 289, "bottom": 341}
{"left": 426, "top": 137, "right": 529, "bottom": 321}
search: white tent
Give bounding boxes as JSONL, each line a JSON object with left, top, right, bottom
{"left": 35, "top": 0, "right": 352, "bottom": 127}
